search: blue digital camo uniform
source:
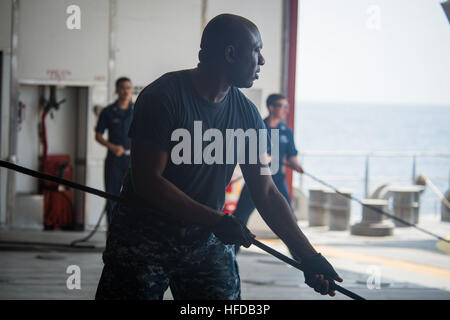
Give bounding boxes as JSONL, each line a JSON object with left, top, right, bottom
{"left": 95, "top": 70, "right": 267, "bottom": 300}
{"left": 95, "top": 199, "right": 241, "bottom": 300}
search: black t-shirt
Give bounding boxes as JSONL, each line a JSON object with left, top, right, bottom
{"left": 124, "top": 69, "right": 267, "bottom": 212}
{"left": 264, "top": 118, "right": 298, "bottom": 180}
{"left": 95, "top": 101, "right": 134, "bottom": 151}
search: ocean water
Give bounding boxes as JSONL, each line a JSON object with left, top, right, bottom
{"left": 293, "top": 102, "right": 450, "bottom": 218}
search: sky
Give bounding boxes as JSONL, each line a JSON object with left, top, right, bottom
{"left": 297, "top": 0, "right": 450, "bottom": 106}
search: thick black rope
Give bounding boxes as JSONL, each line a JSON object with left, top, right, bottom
{"left": 252, "top": 239, "right": 365, "bottom": 300}
{"left": 70, "top": 204, "right": 107, "bottom": 247}
{"left": 0, "top": 160, "right": 123, "bottom": 202}
{"left": 1, "top": 160, "right": 365, "bottom": 300}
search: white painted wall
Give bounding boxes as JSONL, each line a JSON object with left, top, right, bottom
{"left": 17, "top": 0, "right": 109, "bottom": 85}
{"left": 115, "top": 0, "right": 202, "bottom": 87}
{"left": 0, "top": 0, "right": 11, "bottom": 51}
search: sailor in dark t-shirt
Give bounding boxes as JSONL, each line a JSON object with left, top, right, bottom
{"left": 95, "top": 14, "right": 342, "bottom": 300}
{"left": 234, "top": 93, "right": 305, "bottom": 256}
{"left": 95, "top": 77, "right": 134, "bottom": 225}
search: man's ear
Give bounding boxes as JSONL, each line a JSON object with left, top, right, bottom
{"left": 224, "top": 45, "right": 236, "bottom": 64}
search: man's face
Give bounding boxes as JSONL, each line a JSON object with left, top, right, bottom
{"left": 228, "top": 27, "right": 265, "bottom": 88}
{"left": 116, "top": 80, "right": 133, "bottom": 101}
{"left": 269, "top": 98, "right": 290, "bottom": 120}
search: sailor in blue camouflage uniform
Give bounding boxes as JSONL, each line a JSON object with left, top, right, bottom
{"left": 95, "top": 14, "right": 343, "bottom": 300}
{"left": 98, "top": 194, "right": 241, "bottom": 299}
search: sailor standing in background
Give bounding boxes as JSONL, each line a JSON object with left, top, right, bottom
{"left": 233, "top": 93, "right": 304, "bottom": 257}
{"left": 95, "top": 77, "right": 134, "bottom": 225}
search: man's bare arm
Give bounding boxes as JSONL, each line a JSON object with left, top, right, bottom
{"left": 240, "top": 162, "right": 316, "bottom": 259}
{"left": 130, "top": 138, "right": 224, "bottom": 226}
{"left": 240, "top": 161, "right": 344, "bottom": 296}
{"left": 286, "top": 155, "right": 304, "bottom": 174}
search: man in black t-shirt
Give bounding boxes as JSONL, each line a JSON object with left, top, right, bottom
{"left": 96, "top": 14, "right": 343, "bottom": 300}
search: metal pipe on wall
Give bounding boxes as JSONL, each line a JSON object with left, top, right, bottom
{"left": 283, "top": 0, "right": 298, "bottom": 199}
{"left": 107, "top": 0, "right": 117, "bottom": 103}
{"left": 201, "top": 0, "right": 208, "bottom": 31}
{"left": 281, "top": 0, "right": 291, "bottom": 96}
{"left": 6, "top": 0, "right": 20, "bottom": 226}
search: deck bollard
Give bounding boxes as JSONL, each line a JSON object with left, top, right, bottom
{"left": 390, "top": 186, "right": 425, "bottom": 227}
{"left": 327, "top": 189, "right": 353, "bottom": 231}
{"left": 308, "top": 188, "right": 328, "bottom": 226}
{"left": 442, "top": 189, "right": 450, "bottom": 222}
{"left": 351, "top": 199, "right": 394, "bottom": 236}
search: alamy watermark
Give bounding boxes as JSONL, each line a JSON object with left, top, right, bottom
{"left": 366, "top": 4, "right": 381, "bottom": 31}
{"left": 170, "top": 121, "right": 280, "bottom": 175}
{"left": 366, "top": 265, "right": 381, "bottom": 290}
{"left": 66, "top": 265, "right": 81, "bottom": 290}
{"left": 66, "top": 5, "right": 81, "bottom": 30}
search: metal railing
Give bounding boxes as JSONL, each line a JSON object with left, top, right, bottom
{"left": 297, "top": 151, "right": 450, "bottom": 215}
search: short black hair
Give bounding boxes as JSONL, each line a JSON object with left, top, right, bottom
{"left": 199, "top": 14, "right": 257, "bottom": 65}
{"left": 115, "top": 77, "right": 131, "bottom": 90}
{"left": 266, "top": 93, "right": 286, "bottom": 108}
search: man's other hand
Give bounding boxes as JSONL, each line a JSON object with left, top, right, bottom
{"left": 111, "top": 145, "right": 126, "bottom": 157}
{"left": 302, "top": 253, "right": 343, "bottom": 297}
{"left": 212, "top": 214, "right": 255, "bottom": 248}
